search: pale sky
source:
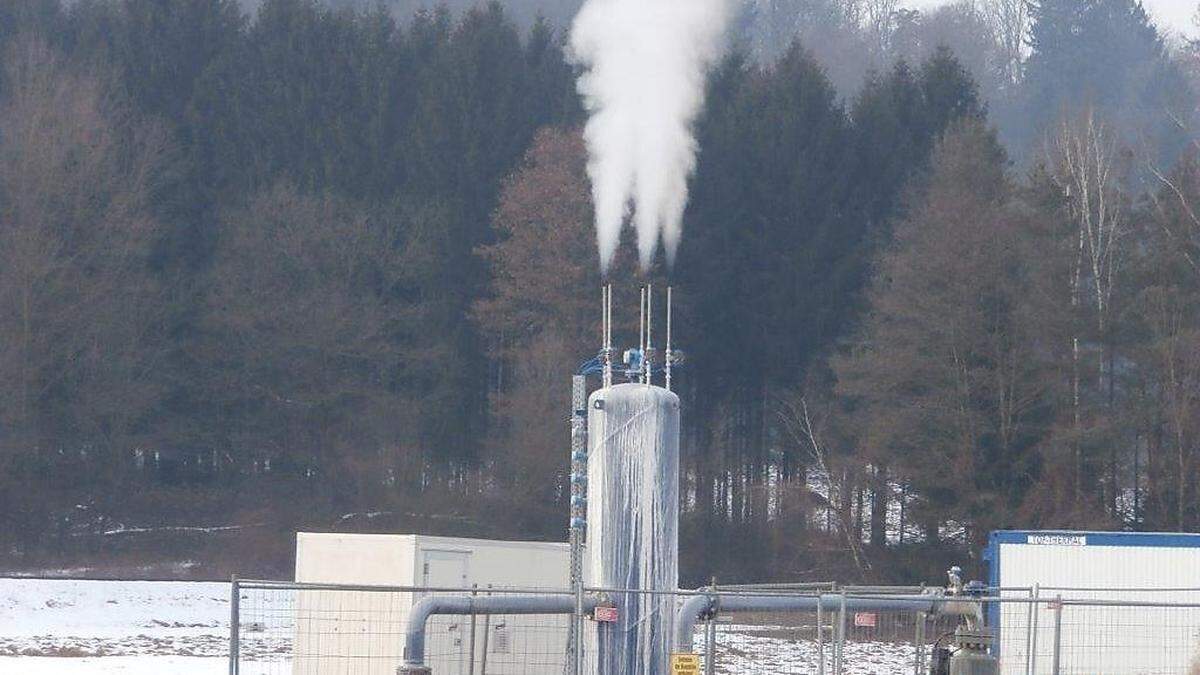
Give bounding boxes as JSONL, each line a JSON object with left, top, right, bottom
{"left": 906, "top": 0, "right": 1198, "bottom": 40}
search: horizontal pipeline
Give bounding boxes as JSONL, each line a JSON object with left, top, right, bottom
{"left": 401, "top": 593, "right": 601, "bottom": 668}
{"left": 673, "top": 591, "right": 979, "bottom": 652}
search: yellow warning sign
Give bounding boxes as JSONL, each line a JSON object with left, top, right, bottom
{"left": 670, "top": 653, "right": 700, "bottom": 673}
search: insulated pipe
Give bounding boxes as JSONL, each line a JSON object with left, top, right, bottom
{"left": 639, "top": 286, "right": 646, "bottom": 375}
{"left": 673, "top": 592, "right": 973, "bottom": 653}
{"left": 399, "top": 593, "right": 601, "bottom": 669}
{"left": 674, "top": 590, "right": 719, "bottom": 652}
{"left": 664, "top": 286, "right": 672, "bottom": 392}
{"left": 645, "top": 283, "right": 653, "bottom": 385}
{"left": 602, "top": 284, "right": 613, "bottom": 389}
{"left": 940, "top": 596, "right": 986, "bottom": 629}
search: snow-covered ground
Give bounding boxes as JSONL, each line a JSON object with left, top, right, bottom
{"left": 7, "top": 655, "right": 226, "bottom": 673}
{"left": 0, "top": 578, "right": 919, "bottom": 674}
{"left": 0, "top": 578, "right": 229, "bottom": 674}
{"left": 712, "top": 624, "right": 917, "bottom": 673}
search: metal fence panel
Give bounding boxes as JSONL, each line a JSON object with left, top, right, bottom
{"left": 234, "top": 581, "right": 572, "bottom": 675}
{"left": 705, "top": 610, "right": 831, "bottom": 674}
{"left": 231, "top": 581, "right": 1200, "bottom": 675}
{"left": 991, "top": 589, "right": 1200, "bottom": 675}
{"left": 1044, "top": 600, "right": 1200, "bottom": 674}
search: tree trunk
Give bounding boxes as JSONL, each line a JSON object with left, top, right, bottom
{"left": 1148, "top": 414, "right": 1162, "bottom": 525}
{"left": 1133, "top": 433, "right": 1140, "bottom": 525}
{"left": 923, "top": 509, "right": 939, "bottom": 546}
{"left": 1177, "top": 425, "right": 1186, "bottom": 532}
{"left": 21, "top": 284, "right": 32, "bottom": 435}
{"left": 1107, "top": 344, "right": 1118, "bottom": 519}
{"left": 1071, "top": 224, "right": 1084, "bottom": 508}
{"left": 839, "top": 469, "right": 853, "bottom": 540}
{"left": 1080, "top": 331, "right": 1089, "bottom": 504}
{"left": 854, "top": 488, "right": 864, "bottom": 545}
{"left": 870, "top": 464, "right": 889, "bottom": 547}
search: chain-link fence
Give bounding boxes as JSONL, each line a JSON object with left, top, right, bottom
{"left": 230, "top": 580, "right": 1200, "bottom": 675}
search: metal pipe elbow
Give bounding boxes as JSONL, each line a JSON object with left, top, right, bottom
{"left": 401, "top": 593, "right": 600, "bottom": 668}
{"left": 673, "top": 589, "right": 718, "bottom": 652}
{"left": 402, "top": 595, "right": 471, "bottom": 666}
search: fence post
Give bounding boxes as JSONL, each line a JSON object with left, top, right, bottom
{"left": 817, "top": 596, "right": 825, "bottom": 675}
{"left": 576, "top": 578, "right": 585, "bottom": 672}
{"left": 914, "top": 611, "right": 926, "bottom": 675}
{"left": 229, "top": 575, "right": 239, "bottom": 675}
{"left": 1051, "top": 595, "right": 1063, "bottom": 675}
{"left": 469, "top": 584, "right": 477, "bottom": 675}
{"left": 836, "top": 592, "right": 848, "bottom": 675}
{"left": 704, "top": 614, "right": 715, "bottom": 675}
{"left": 481, "top": 585, "right": 492, "bottom": 675}
{"left": 1027, "top": 583, "right": 1040, "bottom": 675}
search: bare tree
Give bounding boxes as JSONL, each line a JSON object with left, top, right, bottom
{"left": 862, "top": 0, "right": 900, "bottom": 65}
{"left": 1147, "top": 149, "right": 1200, "bottom": 279}
{"left": 741, "top": 0, "right": 877, "bottom": 94}
{"left": 1142, "top": 152, "right": 1200, "bottom": 530}
{"left": 774, "top": 394, "right": 870, "bottom": 573}
{"left": 1048, "top": 109, "right": 1128, "bottom": 507}
{"left": 1142, "top": 284, "right": 1200, "bottom": 530}
{"left": 892, "top": 1, "right": 1001, "bottom": 92}
{"left": 0, "top": 36, "right": 171, "bottom": 480}
{"left": 1051, "top": 110, "right": 1126, "bottom": 336}
{"left": 981, "top": 0, "right": 1028, "bottom": 87}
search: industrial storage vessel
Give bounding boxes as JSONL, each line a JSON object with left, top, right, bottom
{"left": 292, "top": 533, "right": 570, "bottom": 675}
{"left": 986, "top": 529, "right": 1200, "bottom": 674}
{"left": 586, "top": 382, "right": 680, "bottom": 675}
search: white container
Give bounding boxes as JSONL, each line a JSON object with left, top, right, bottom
{"left": 987, "top": 530, "right": 1200, "bottom": 674}
{"left": 292, "top": 532, "right": 570, "bottom": 675}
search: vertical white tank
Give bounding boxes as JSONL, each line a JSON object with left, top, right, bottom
{"left": 586, "top": 382, "right": 680, "bottom": 674}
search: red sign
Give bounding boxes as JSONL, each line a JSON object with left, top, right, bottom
{"left": 594, "top": 606, "right": 619, "bottom": 623}
{"left": 853, "top": 612, "right": 877, "bottom": 628}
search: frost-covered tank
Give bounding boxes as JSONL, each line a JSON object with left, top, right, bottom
{"left": 949, "top": 628, "right": 998, "bottom": 675}
{"left": 586, "top": 382, "right": 680, "bottom": 674}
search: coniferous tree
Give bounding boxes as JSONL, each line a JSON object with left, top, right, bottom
{"left": 1023, "top": 0, "right": 1190, "bottom": 162}
{"left": 835, "top": 120, "right": 1059, "bottom": 548}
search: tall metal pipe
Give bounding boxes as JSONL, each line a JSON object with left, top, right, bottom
{"left": 602, "top": 284, "right": 613, "bottom": 389}
{"left": 645, "top": 283, "right": 653, "bottom": 385}
{"left": 638, "top": 285, "right": 646, "bottom": 381}
{"left": 567, "top": 375, "right": 588, "bottom": 674}
{"left": 665, "top": 286, "right": 673, "bottom": 392}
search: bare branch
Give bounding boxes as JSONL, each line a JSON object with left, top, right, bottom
{"left": 773, "top": 394, "right": 871, "bottom": 573}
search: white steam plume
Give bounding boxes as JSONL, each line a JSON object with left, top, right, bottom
{"left": 570, "top": 0, "right": 729, "bottom": 273}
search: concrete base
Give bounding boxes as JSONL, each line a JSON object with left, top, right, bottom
{"left": 396, "top": 665, "right": 432, "bottom": 675}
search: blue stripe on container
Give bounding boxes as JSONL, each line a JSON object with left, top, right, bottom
{"left": 990, "top": 530, "right": 1200, "bottom": 549}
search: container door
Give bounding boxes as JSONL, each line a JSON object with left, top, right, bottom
{"left": 422, "top": 550, "right": 470, "bottom": 589}
{"left": 422, "top": 550, "right": 471, "bottom": 675}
